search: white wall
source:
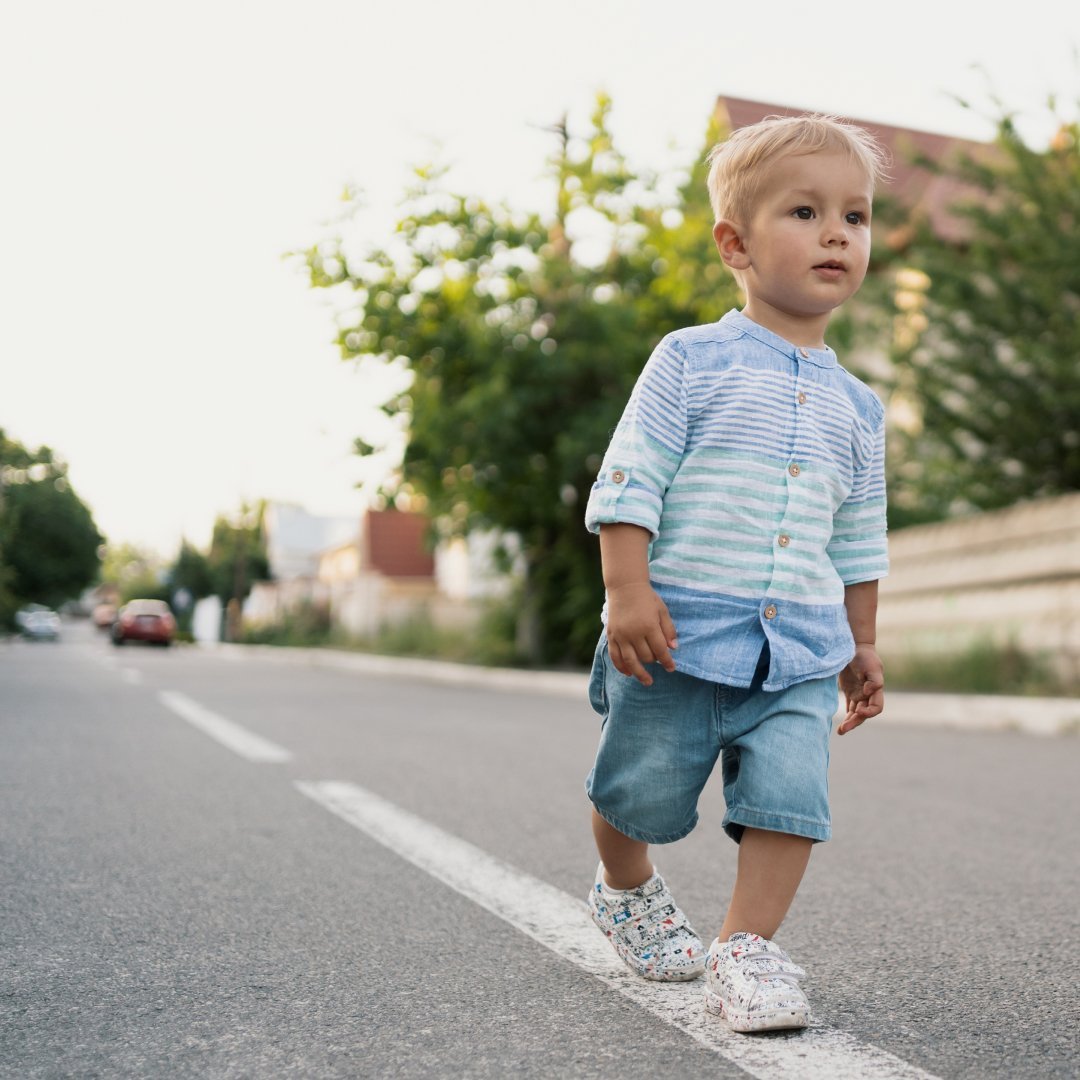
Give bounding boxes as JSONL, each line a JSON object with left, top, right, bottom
{"left": 878, "top": 492, "right": 1080, "bottom": 680}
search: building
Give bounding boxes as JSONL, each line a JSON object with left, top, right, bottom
{"left": 244, "top": 505, "right": 495, "bottom": 640}
{"left": 318, "top": 509, "right": 443, "bottom": 639}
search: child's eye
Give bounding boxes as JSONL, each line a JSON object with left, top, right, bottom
{"left": 846, "top": 211, "right": 867, "bottom": 225}
{"left": 793, "top": 207, "right": 814, "bottom": 220}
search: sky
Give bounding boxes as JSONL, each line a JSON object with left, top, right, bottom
{"left": 3, "top": 0, "right": 1079, "bottom": 557}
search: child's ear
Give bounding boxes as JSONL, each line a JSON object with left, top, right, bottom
{"left": 713, "top": 219, "right": 750, "bottom": 271}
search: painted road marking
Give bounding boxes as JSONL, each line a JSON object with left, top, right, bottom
{"left": 158, "top": 690, "right": 293, "bottom": 764}
{"left": 295, "top": 780, "right": 939, "bottom": 1080}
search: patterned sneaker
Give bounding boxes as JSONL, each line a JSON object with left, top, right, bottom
{"left": 704, "top": 932, "right": 810, "bottom": 1032}
{"left": 587, "top": 862, "right": 705, "bottom": 981}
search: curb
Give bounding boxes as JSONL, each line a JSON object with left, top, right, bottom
{"left": 205, "top": 641, "right": 587, "bottom": 698}
{"left": 198, "top": 642, "right": 1080, "bottom": 738}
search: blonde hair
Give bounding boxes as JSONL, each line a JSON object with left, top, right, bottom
{"left": 706, "top": 114, "right": 890, "bottom": 224}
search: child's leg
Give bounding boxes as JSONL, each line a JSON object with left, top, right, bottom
{"left": 717, "top": 827, "right": 812, "bottom": 941}
{"left": 591, "top": 807, "right": 654, "bottom": 889}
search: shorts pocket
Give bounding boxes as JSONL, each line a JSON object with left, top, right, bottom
{"left": 587, "top": 636, "right": 609, "bottom": 717}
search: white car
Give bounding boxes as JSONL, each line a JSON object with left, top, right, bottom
{"left": 19, "top": 608, "right": 61, "bottom": 641}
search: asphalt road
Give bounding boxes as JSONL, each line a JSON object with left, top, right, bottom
{"left": 2, "top": 621, "right": 1078, "bottom": 1079}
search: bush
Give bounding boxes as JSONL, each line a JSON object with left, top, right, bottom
{"left": 238, "top": 597, "right": 532, "bottom": 668}
{"left": 241, "top": 601, "right": 333, "bottom": 647}
{"left": 884, "top": 637, "right": 1071, "bottom": 696}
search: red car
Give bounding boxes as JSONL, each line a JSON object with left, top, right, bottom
{"left": 111, "top": 599, "right": 176, "bottom": 647}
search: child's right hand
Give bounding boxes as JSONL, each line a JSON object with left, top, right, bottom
{"left": 605, "top": 582, "right": 678, "bottom": 686}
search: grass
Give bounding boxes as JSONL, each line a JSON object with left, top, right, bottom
{"left": 883, "top": 637, "right": 1074, "bottom": 697}
{"left": 239, "top": 600, "right": 527, "bottom": 668}
{"left": 241, "top": 611, "right": 1077, "bottom": 696}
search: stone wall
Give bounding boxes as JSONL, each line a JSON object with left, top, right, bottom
{"left": 878, "top": 493, "right": 1080, "bottom": 682}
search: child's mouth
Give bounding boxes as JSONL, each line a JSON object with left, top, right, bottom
{"left": 813, "top": 261, "right": 846, "bottom": 280}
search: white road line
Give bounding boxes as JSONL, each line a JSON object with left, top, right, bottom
{"left": 295, "top": 780, "right": 939, "bottom": 1080}
{"left": 158, "top": 691, "right": 293, "bottom": 764}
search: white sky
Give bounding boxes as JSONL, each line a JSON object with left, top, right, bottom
{"left": 3, "top": 0, "right": 1079, "bottom": 557}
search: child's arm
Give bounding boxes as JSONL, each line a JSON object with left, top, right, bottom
{"left": 837, "top": 579, "right": 884, "bottom": 735}
{"left": 599, "top": 523, "right": 678, "bottom": 687}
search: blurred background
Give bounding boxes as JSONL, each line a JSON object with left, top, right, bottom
{"left": 3, "top": 0, "right": 1079, "bottom": 693}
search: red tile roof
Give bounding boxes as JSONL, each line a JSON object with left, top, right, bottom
{"left": 715, "top": 95, "right": 994, "bottom": 243}
{"left": 363, "top": 510, "right": 435, "bottom": 578}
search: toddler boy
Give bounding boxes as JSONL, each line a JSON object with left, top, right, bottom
{"left": 583, "top": 115, "right": 889, "bottom": 1032}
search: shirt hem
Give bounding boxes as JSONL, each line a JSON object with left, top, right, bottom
{"left": 672, "top": 655, "right": 849, "bottom": 691}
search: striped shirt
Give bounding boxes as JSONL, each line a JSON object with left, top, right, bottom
{"left": 585, "top": 309, "right": 888, "bottom": 691}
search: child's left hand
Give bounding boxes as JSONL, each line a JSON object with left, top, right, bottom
{"left": 837, "top": 644, "right": 884, "bottom": 735}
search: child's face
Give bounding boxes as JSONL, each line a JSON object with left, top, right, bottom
{"left": 730, "top": 151, "right": 873, "bottom": 332}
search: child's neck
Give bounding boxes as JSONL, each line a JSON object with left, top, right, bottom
{"left": 741, "top": 300, "right": 830, "bottom": 351}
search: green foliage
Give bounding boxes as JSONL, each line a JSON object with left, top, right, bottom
{"left": 207, "top": 502, "right": 270, "bottom": 604}
{"left": 360, "top": 602, "right": 527, "bottom": 667}
{"left": 168, "top": 540, "right": 215, "bottom": 600}
{"left": 889, "top": 102, "right": 1080, "bottom": 523}
{"left": 884, "top": 637, "right": 1069, "bottom": 696}
{"left": 241, "top": 600, "right": 332, "bottom": 647}
{"left": 162, "top": 540, "right": 214, "bottom": 633}
{"left": 0, "top": 430, "right": 103, "bottom": 622}
{"left": 100, "top": 543, "right": 169, "bottom": 603}
{"left": 299, "top": 95, "right": 741, "bottom": 664}
{"left": 242, "top": 597, "right": 527, "bottom": 668}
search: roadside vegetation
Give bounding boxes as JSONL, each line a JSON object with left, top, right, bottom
{"left": 0, "top": 430, "right": 103, "bottom": 628}
{"left": 9, "top": 91, "right": 1077, "bottom": 698}
{"left": 240, "top": 597, "right": 525, "bottom": 669}
{"left": 298, "top": 91, "right": 1080, "bottom": 673}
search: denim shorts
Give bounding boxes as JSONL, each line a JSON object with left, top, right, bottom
{"left": 585, "top": 636, "right": 838, "bottom": 845}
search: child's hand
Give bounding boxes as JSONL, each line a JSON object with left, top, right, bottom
{"left": 605, "top": 582, "right": 678, "bottom": 687}
{"left": 837, "top": 644, "right": 884, "bottom": 735}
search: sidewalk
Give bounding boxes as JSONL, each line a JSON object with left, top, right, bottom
{"left": 203, "top": 642, "right": 1080, "bottom": 738}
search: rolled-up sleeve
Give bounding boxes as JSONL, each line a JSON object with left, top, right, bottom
{"left": 826, "top": 414, "right": 889, "bottom": 584}
{"left": 584, "top": 336, "right": 688, "bottom": 540}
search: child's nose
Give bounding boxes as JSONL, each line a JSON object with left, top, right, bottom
{"left": 823, "top": 221, "right": 849, "bottom": 247}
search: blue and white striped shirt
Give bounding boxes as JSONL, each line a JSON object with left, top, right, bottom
{"left": 585, "top": 309, "right": 888, "bottom": 691}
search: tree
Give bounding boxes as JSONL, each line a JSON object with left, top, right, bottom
{"left": 206, "top": 503, "right": 270, "bottom": 606}
{"left": 0, "top": 430, "right": 104, "bottom": 621}
{"left": 100, "top": 543, "right": 171, "bottom": 603}
{"left": 167, "top": 540, "right": 214, "bottom": 601}
{"left": 888, "top": 101, "right": 1080, "bottom": 523}
{"left": 299, "top": 95, "right": 740, "bottom": 664}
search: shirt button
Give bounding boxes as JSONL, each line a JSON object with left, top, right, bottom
{"left": 797, "top": 391, "right": 807, "bottom": 405}
{"left": 778, "top": 534, "right": 790, "bottom": 547}
{"left": 788, "top": 462, "right": 801, "bottom": 478}
{"left": 764, "top": 604, "right": 778, "bottom": 620}
{"left": 798, "top": 347, "right": 809, "bottom": 358}
{"left": 611, "top": 469, "right": 626, "bottom": 484}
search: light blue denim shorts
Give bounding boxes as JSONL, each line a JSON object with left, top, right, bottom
{"left": 585, "top": 635, "right": 838, "bottom": 845}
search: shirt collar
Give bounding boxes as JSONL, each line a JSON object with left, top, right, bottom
{"left": 721, "top": 309, "right": 838, "bottom": 369}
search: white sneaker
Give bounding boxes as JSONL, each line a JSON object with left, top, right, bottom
{"left": 587, "top": 862, "right": 705, "bottom": 981}
{"left": 704, "top": 932, "right": 810, "bottom": 1032}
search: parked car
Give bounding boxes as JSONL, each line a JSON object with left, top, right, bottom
{"left": 111, "top": 599, "right": 175, "bottom": 647}
{"left": 92, "top": 602, "right": 118, "bottom": 629}
{"left": 19, "top": 608, "right": 61, "bottom": 641}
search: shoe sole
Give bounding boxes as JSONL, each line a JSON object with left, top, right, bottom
{"left": 704, "top": 987, "right": 810, "bottom": 1032}
{"left": 587, "top": 905, "right": 705, "bottom": 982}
